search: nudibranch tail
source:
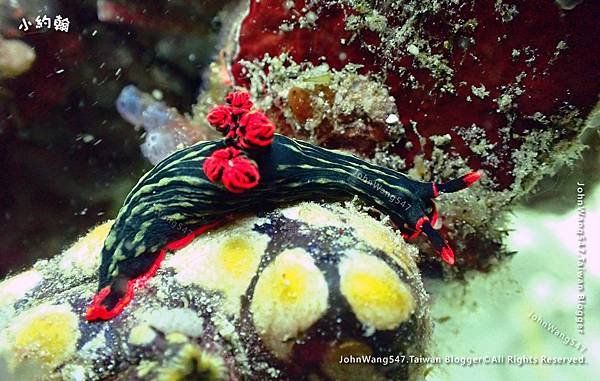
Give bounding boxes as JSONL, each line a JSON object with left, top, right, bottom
{"left": 86, "top": 221, "right": 223, "bottom": 321}
{"left": 86, "top": 248, "right": 166, "bottom": 321}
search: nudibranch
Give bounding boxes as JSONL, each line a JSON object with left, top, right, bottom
{"left": 86, "top": 91, "right": 480, "bottom": 321}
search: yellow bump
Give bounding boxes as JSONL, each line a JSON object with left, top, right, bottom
{"left": 339, "top": 251, "right": 414, "bottom": 330}
{"left": 250, "top": 248, "right": 328, "bottom": 359}
{"left": 167, "top": 219, "right": 269, "bottom": 315}
{"left": 165, "top": 333, "right": 189, "bottom": 344}
{"left": 128, "top": 324, "right": 157, "bottom": 346}
{"left": 137, "top": 360, "right": 158, "bottom": 378}
{"left": 11, "top": 304, "right": 80, "bottom": 369}
{"left": 280, "top": 202, "right": 344, "bottom": 227}
{"left": 337, "top": 206, "right": 415, "bottom": 275}
{"left": 0, "top": 270, "right": 43, "bottom": 307}
{"left": 216, "top": 236, "right": 255, "bottom": 278}
{"left": 60, "top": 220, "right": 114, "bottom": 276}
{"left": 348, "top": 214, "right": 396, "bottom": 253}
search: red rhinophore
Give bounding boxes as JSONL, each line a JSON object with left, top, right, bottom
{"left": 206, "top": 105, "right": 234, "bottom": 134}
{"left": 237, "top": 110, "right": 276, "bottom": 149}
{"left": 86, "top": 221, "right": 223, "bottom": 321}
{"left": 432, "top": 183, "right": 439, "bottom": 198}
{"left": 440, "top": 246, "right": 455, "bottom": 265}
{"left": 462, "top": 170, "right": 482, "bottom": 187}
{"left": 225, "top": 91, "right": 254, "bottom": 114}
{"left": 206, "top": 92, "right": 277, "bottom": 148}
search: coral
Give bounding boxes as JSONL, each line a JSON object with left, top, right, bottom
{"left": 0, "top": 201, "right": 431, "bottom": 380}
{"left": 232, "top": 1, "right": 599, "bottom": 179}
{"left": 228, "top": 0, "right": 600, "bottom": 273}
{"left": 239, "top": 56, "right": 400, "bottom": 155}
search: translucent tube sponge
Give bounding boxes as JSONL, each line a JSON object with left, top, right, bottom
{"left": 116, "top": 85, "right": 204, "bottom": 165}
{"left": 115, "top": 85, "right": 149, "bottom": 126}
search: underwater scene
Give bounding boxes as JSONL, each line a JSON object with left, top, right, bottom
{"left": 0, "top": 1, "right": 598, "bottom": 380}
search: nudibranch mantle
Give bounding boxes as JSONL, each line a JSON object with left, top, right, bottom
{"left": 87, "top": 133, "right": 480, "bottom": 321}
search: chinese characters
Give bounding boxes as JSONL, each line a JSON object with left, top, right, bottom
{"left": 18, "top": 15, "right": 70, "bottom": 33}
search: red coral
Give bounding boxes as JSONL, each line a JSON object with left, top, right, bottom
{"left": 203, "top": 146, "right": 260, "bottom": 193}
{"left": 238, "top": 110, "right": 276, "bottom": 149}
